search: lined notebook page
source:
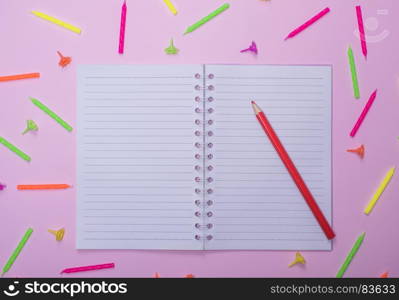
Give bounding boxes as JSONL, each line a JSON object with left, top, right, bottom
{"left": 77, "top": 65, "right": 201, "bottom": 249}
{"left": 206, "top": 65, "right": 332, "bottom": 250}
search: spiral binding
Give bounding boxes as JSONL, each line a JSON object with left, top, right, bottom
{"left": 205, "top": 72, "right": 215, "bottom": 242}
{"left": 193, "top": 71, "right": 214, "bottom": 244}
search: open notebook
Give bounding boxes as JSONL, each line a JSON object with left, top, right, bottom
{"left": 77, "top": 65, "right": 332, "bottom": 250}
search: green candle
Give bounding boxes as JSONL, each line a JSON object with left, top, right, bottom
{"left": 348, "top": 47, "right": 360, "bottom": 99}
{"left": 2, "top": 228, "right": 33, "bottom": 275}
{"left": 184, "top": 3, "right": 230, "bottom": 34}
{"left": 30, "top": 97, "right": 73, "bottom": 132}
{"left": 0, "top": 136, "right": 31, "bottom": 161}
{"left": 336, "top": 232, "right": 365, "bottom": 278}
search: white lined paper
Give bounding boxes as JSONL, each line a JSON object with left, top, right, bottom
{"left": 205, "top": 65, "right": 332, "bottom": 250}
{"left": 77, "top": 64, "right": 332, "bottom": 251}
{"left": 77, "top": 65, "right": 202, "bottom": 249}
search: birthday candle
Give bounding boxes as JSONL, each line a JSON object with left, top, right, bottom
{"left": 0, "top": 73, "right": 40, "bottom": 82}
{"left": 348, "top": 47, "right": 360, "bottom": 99}
{"left": 0, "top": 136, "right": 31, "bottom": 162}
{"left": 349, "top": 89, "right": 377, "bottom": 137}
{"left": 30, "top": 97, "right": 73, "bottom": 132}
{"left": 17, "top": 184, "right": 71, "bottom": 190}
{"left": 285, "top": 7, "right": 330, "bottom": 40}
{"left": 336, "top": 233, "right": 365, "bottom": 278}
{"left": 184, "top": 3, "right": 230, "bottom": 34}
{"left": 118, "top": 1, "right": 127, "bottom": 54}
{"left": 356, "top": 6, "right": 368, "bottom": 59}
{"left": 31, "top": 11, "right": 81, "bottom": 34}
{"left": 364, "top": 167, "right": 395, "bottom": 215}
{"left": 163, "top": 0, "right": 178, "bottom": 15}
{"left": 61, "top": 263, "right": 115, "bottom": 274}
{"left": 2, "top": 228, "right": 34, "bottom": 275}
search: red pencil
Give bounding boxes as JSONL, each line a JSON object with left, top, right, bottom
{"left": 251, "top": 101, "right": 335, "bottom": 240}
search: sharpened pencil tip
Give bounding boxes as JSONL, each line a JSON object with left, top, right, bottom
{"left": 251, "top": 101, "right": 262, "bottom": 114}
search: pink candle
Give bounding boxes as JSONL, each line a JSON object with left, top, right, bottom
{"left": 285, "top": 7, "right": 330, "bottom": 40}
{"left": 118, "top": 1, "right": 127, "bottom": 54}
{"left": 350, "top": 89, "right": 377, "bottom": 137}
{"left": 61, "top": 263, "right": 115, "bottom": 274}
{"left": 356, "top": 5, "right": 368, "bottom": 59}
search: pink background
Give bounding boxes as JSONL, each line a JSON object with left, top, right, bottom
{"left": 0, "top": 0, "right": 398, "bottom": 278}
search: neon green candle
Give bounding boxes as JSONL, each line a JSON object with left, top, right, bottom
{"left": 2, "top": 228, "right": 33, "bottom": 275}
{"left": 348, "top": 46, "right": 360, "bottom": 99}
{"left": 184, "top": 3, "right": 230, "bottom": 34}
{"left": 30, "top": 97, "right": 73, "bottom": 132}
{"left": 0, "top": 136, "right": 31, "bottom": 161}
{"left": 336, "top": 232, "right": 365, "bottom": 278}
